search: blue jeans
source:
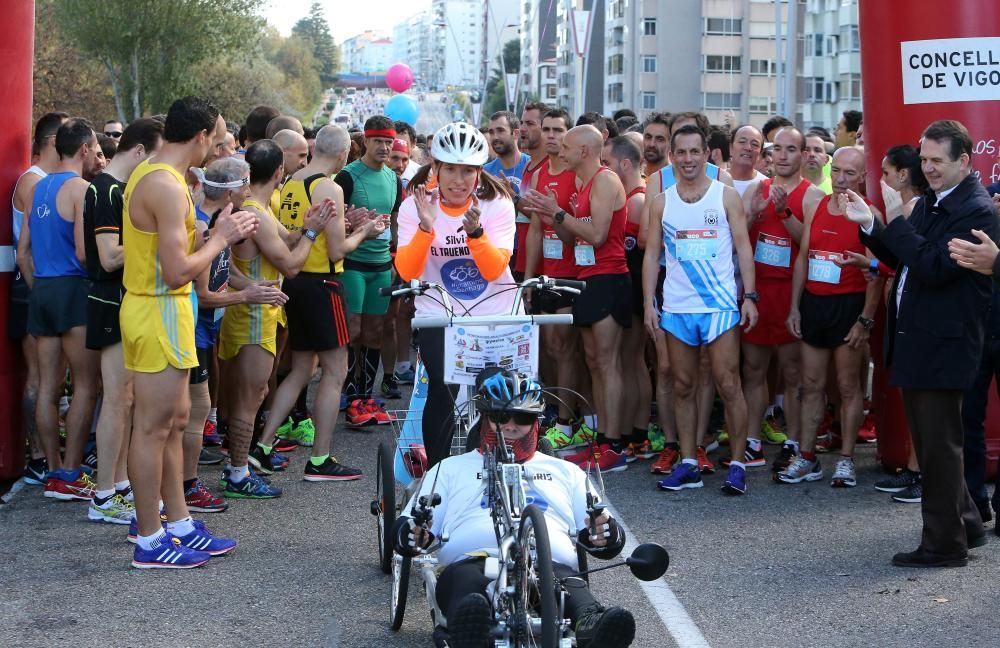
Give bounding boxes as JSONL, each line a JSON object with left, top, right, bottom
{"left": 961, "top": 336, "right": 1000, "bottom": 515}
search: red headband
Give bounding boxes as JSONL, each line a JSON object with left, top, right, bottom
{"left": 392, "top": 138, "right": 410, "bottom": 154}
{"left": 365, "top": 129, "right": 397, "bottom": 140}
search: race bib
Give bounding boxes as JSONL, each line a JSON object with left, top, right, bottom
{"left": 543, "top": 232, "right": 563, "bottom": 259}
{"left": 807, "top": 250, "right": 842, "bottom": 284}
{"left": 754, "top": 232, "right": 791, "bottom": 267}
{"left": 574, "top": 243, "right": 595, "bottom": 266}
{"left": 675, "top": 229, "right": 719, "bottom": 262}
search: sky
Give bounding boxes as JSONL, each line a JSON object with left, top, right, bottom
{"left": 262, "top": 0, "right": 432, "bottom": 43}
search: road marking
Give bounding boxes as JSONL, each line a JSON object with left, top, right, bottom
{"left": 606, "top": 499, "right": 712, "bottom": 648}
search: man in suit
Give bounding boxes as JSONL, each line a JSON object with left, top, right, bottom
{"left": 845, "top": 120, "right": 994, "bottom": 567}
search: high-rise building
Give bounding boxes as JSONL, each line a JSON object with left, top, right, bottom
{"left": 555, "top": 0, "right": 606, "bottom": 118}
{"left": 798, "top": 0, "right": 861, "bottom": 132}
{"left": 603, "top": 0, "right": 803, "bottom": 128}
{"left": 341, "top": 30, "right": 393, "bottom": 76}
{"left": 393, "top": 12, "right": 434, "bottom": 88}
{"left": 430, "top": 0, "right": 485, "bottom": 89}
{"left": 520, "top": 0, "right": 559, "bottom": 104}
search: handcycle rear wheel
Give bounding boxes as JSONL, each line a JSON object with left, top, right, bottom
{"left": 376, "top": 442, "right": 396, "bottom": 574}
{"left": 390, "top": 553, "right": 411, "bottom": 630}
{"left": 514, "top": 504, "right": 558, "bottom": 648}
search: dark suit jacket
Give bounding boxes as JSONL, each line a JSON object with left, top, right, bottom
{"left": 860, "top": 173, "right": 998, "bottom": 390}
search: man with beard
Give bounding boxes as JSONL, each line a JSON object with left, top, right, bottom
{"left": 18, "top": 118, "right": 104, "bottom": 502}
{"left": 483, "top": 111, "right": 530, "bottom": 193}
{"left": 641, "top": 112, "right": 671, "bottom": 180}
{"left": 513, "top": 102, "right": 549, "bottom": 281}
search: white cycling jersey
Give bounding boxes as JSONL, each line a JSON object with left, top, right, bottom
{"left": 406, "top": 450, "right": 599, "bottom": 568}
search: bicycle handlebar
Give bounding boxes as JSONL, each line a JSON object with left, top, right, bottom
{"left": 412, "top": 314, "right": 573, "bottom": 329}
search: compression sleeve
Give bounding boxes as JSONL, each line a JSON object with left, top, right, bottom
{"left": 395, "top": 228, "right": 434, "bottom": 281}
{"left": 467, "top": 234, "right": 512, "bottom": 282}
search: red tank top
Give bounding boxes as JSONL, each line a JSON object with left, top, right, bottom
{"left": 805, "top": 194, "right": 868, "bottom": 295}
{"left": 534, "top": 159, "right": 579, "bottom": 278}
{"left": 515, "top": 157, "right": 550, "bottom": 273}
{"left": 573, "top": 168, "right": 628, "bottom": 279}
{"left": 623, "top": 186, "right": 645, "bottom": 248}
{"left": 750, "top": 178, "right": 810, "bottom": 282}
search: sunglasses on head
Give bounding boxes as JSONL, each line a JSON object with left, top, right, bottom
{"left": 491, "top": 411, "right": 538, "bottom": 426}
{"left": 105, "top": 131, "right": 122, "bottom": 138}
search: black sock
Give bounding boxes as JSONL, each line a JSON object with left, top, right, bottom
{"left": 361, "top": 346, "right": 381, "bottom": 399}
{"left": 596, "top": 433, "right": 609, "bottom": 446}
{"left": 610, "top": 440, "right": 624, "bottom": 453}
{"left": 183, "top": 478, "right": 197, "bottom": 492}
{"left": 343, "top": 347, "right": 358, "bottom": 398}
{"left": 292, "top": 386, "right": 309, "bottom": 423}
{"left": 631, "top": 427, "right": 647, "bottom": 444}
{"left": 665, "top": 441, "right": 680, "bottom": 451}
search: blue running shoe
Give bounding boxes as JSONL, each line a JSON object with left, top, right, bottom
{"left": 656, "top": 462, "right": 703, "bottom": 491}
{"left": 177, "top": 522, "right": 237, "bottom": 556}
{"left": 131, "top": 533, "right": 210, "bottom": 569}
{"left": 393, "top": 367, "right": 416, "bottom": 384}
{"left": 223, "top": 469, "right": 282, "bottom": 499}
{"left": 722, "top": 464, "right": 747, "bottom": 495}
{"left": 127, "top": 515, "right": 167, "bottom": 543}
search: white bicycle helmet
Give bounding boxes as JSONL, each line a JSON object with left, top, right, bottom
{"left": 431, "top": 121, "right": 489, "bottom": 166}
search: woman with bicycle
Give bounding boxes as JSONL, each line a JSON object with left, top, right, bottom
{"left": 395, "top": 121, "right": 520, "bottom": 466}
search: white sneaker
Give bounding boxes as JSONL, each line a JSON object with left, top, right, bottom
{"left": 88, "top": 493, "right": 136, "bottom": 525}
{"left": 831, "top": 457, "right": 857, "bottom": 488}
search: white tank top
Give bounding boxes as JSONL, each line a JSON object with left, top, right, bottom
{"left": 660, "top": 179, "right": 738, "bottom": 314}
{"left": 12, "top": 165, "right": 46, "bottom": 247}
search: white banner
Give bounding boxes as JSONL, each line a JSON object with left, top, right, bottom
{"left": 443, "top": 324, "right": 539, "bottom": 385}
{"left": 570, "top": 9, "right": 592, "bottom": 58}
{"left": 505, "top": 73, "right": 519, "bottom": 109}
{"left": 901, "top": 37, "right": 1000, "bottom": 105}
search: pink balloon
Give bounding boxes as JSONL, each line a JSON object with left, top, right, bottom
{"left": 386, "top": 63, "right": 414, "bottom": 93}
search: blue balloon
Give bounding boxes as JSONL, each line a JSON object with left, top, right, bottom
{"left": 384, "top": 94, "right": 420, "bottom": 126}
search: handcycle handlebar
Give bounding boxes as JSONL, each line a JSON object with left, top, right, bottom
{"left": 412, "top": 314, "right": 573, "bottom": 329}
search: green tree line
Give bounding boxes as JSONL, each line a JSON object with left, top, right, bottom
{"left": 33, "top": 0, "right": 340, "bottom": 126}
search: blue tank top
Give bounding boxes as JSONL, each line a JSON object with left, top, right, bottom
{"left": 30, "top": 171, "right": 88, "bottom": 278}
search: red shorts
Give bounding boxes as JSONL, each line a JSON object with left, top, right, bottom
{"left": 742, "top": 279, "right": 796, "bottom": 347}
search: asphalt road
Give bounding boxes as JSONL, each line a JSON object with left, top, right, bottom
{"left": 2, "top": 380, "right": 999, "bottom": 648}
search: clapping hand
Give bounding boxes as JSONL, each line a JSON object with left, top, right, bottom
{"left": 303, "top": 199, "right": 335, "bottom": 233}
{"left": 213, "top": 203, "right": 259, "bottom": 244}
{"left": 837, "top": 189, "right": 875, "bottom": 229}
{"left": 412, "top": 185, "right": 438, "bottom": 233}
{"left": 880, "top": 180, "right": 905, "bottom": 222}
{"left": 462, "top": 195, "right": 482, "bottom": 235}
{"left": 949, "top": 229, "right": 1000, "bottom": 276}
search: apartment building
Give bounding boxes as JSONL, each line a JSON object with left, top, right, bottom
{"left": 798, "top": 0, "right": 862, "bottom": 131}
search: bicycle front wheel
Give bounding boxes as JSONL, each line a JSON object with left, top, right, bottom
{"left": 514, "top": 504, "right": 558, "bottom": 648}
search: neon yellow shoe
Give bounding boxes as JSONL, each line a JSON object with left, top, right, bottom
{"left": 570, "top": 422, "right": 596, "bottom": 447}
{"left": 275, "top": 417, "right": 295, "bottom": 440}
{"left": 543, "top": 426, "right": 574, "bottom": 449}
{"left": 718, "top": 426, "right": 729, "bottom": 446}
{"left": 647, "top": 424, "right": 665, "bottom": 453}
{"left": 760, "top": 419, "right": 787, "bottom": 445}
{"left": 293, "top": 418, "right": 316, "bottom": 447}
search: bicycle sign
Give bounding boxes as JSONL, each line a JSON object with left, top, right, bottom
{"left": 444, "top": 323, "right": 539, "bottom": 385}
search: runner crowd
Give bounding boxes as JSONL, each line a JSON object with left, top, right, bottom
{"left": 10, "top": 95, "right": 1000, "bottom": 568}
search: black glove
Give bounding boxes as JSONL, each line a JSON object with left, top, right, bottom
{"left": 576, "top": 513, "right": 625, "bottom": 560}
{"left": 393, "top": 516, "right": 435, "bottom": 557}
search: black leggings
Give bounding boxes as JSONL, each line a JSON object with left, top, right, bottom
{"left": 418, "top": 328, "right": 460, "bottom": 467}
{"left": 435, "top": 558, "right": 598, "bottom": 629}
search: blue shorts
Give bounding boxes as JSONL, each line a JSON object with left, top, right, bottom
{"left": 660, "top": 311, "right": 740, "bottom": 347}
{"left": 195, "top": 315, "right": 221, "bottom": 350}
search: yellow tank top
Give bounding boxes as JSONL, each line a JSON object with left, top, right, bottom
{"left": 279, "top": 174, "right": 342, "bottom": 274}
{"left": 122, "top": 159, "right": 195, "bottom": 296}
{"left": 239, "top": 198, "right": 283, "bottom": 285}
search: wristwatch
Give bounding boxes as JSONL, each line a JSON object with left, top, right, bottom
{"left": 857, "top": 315, "right": 875, "bottom": 330}
{"left": 868, "top": 258, "right": 880, "bottom": 276}
{"left": 744, "top": 291, "right": 759, "bottom": 303}
{"left": 303, "top": 228, "right": 318, "bottom": 241}
{"left": 554, "top": 209, "right": 567, "bottom": 224}
{"left": 784, "top": 208, "right": 795, "bottom": 219}
{"left": 468, "top": 226, "right": 485, "bottom": 239}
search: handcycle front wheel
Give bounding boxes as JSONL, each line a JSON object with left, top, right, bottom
{"left": 390, "top": 553, "right": 411, "bottom": 630}
{"left": 375, "top": 442, "right": 396, "bottom": 574}
{"left": 514, "top": 504, "right": 559, "bottom": 648}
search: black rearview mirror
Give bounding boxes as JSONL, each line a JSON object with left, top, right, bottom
{"left": 626, "top": 543, "right": 669, "bottom": 581}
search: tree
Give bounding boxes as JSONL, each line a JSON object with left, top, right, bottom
{"left": 292, "top": 2, "right": 340, "bottom": 84}
{"left": 55, "top": 0, "right": 265, "bottom": 121}
{"left": 32, "top": 0, "right": 116, "bottom": 123}
{"left": 481, "top": 39, "right": 521, "bottom": 124}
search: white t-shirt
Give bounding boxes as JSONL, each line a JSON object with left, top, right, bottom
{"left": 731, "top": 170, "right": 768, "bottom": 198}
{"left": 397, "top": 194, "right": 518, "bottom": 317}
{"left": 406, "top": 450, "right": 599, "bottom": 567}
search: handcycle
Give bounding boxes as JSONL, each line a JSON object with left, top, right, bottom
{"left": 370, "top": 277, "right": 670, "bottom": 647}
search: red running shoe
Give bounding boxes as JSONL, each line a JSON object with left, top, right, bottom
{"left": 273, "top": 437, "right": 299, "bottom": 453}
{"left": 346, "top": 399, "right": 376, "bottom": 426}
{"left": 575, "top": 446, "right": 628, "bottom": 473}
{"left": 184, "top": 479, "right": 228, "bottom": 513}
{"left": 44, "top": 471, "right": 96, "bottom": 501}
{"left": 365, "top": 399, "right": 396, "bottom": 425}
{"left": 857, "top": 413, "right": 877, "bottom": 443}
{"left": 650, "top": 447, "right": 680, "bottom": 474}
{"left": 203, "top": 420, "right": 223, "bottom": 446}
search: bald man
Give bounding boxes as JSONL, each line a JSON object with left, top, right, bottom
{"left": 524, "top": 125, "right": 632, "bottom": 470}
{"left": 266, "top": 115, "right": 305, "bottom": 139}
{"left": 778, "top": 147, "right": 883, "bottom": 489}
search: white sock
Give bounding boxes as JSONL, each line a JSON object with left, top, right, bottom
{"left": 730, "top": 460, "right": 746, "bottom": 469}
{"left": 747, "top": 437, "right": 762, "bottom": 451}
{"left": 226, "top": 463, "right": 250, "bottom": 482}
{"left": 682, "top": 458, "right": 698, "bottom": 467}
{"left": 786, "top": 440, "right": 800, "bottom": 452}
{"left": 208, "top": 408, "right": 218, "bottom": 424}
{"left": 584, "top": 415, "right": 598, "bottom": 429}
{"left": 165, "top": 516, "right": 196, "bottom": 537}
{"left": 775, "top": 395, "right": 784, "bottom": 409}
{"left": 137, "top": 528, "right": 167, "bottom": 551}
{"left": 95, "top": 488, "right": 115, "bottom": 501}
{"left": 115, "top": 479, "right": 131, "bottom": 492}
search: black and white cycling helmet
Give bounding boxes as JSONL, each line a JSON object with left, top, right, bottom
{"left": 431, "top": 121, "right": 490, "bottom": 166}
